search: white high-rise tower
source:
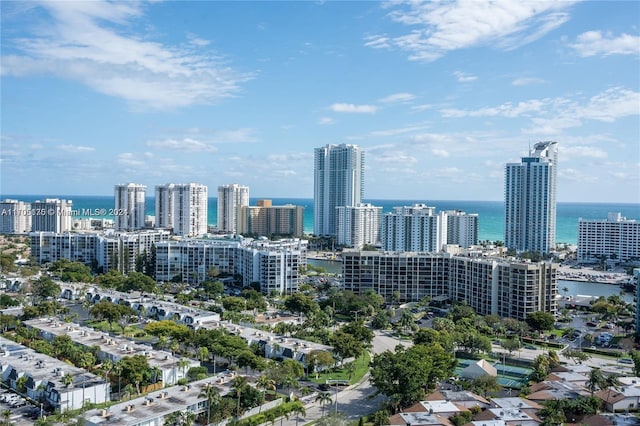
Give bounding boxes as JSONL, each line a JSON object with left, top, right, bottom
{"left": 155, "top": 183, "right": 208, "bottom": 237}
{"left": 114, "top": 183, "right": 146, "bottom": 231}
{"left": 314, "top": 144, "right": 364, "bottom": 236}
{"left": 217, "top": 184, "right": 249, "bottom": 233}
{"left": 504, "top": 141, "right": 558, "bottom": 254}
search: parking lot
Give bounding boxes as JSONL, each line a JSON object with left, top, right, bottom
{"left": 0, "top": 389, "right": 44, "bottom": 425}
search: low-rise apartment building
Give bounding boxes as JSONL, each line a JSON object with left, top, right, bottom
{"left": 0, "top": 336, "right": 109, "bottom": 412}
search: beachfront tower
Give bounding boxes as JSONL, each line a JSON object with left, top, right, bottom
{"left": 114, "top": 183, "right": 147, "bottom": 231}
{"left": 217, "top": 184, "right": 249, "bottom": 234}
{"left": 314, "top": 144, "right": 364, "bottom": 236}
{"left": 504, "top": 141, "right": 558, "bottom": 254}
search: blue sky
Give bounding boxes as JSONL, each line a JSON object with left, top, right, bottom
{"left": 1, "top": 1, "right": 639, "bottom": 203}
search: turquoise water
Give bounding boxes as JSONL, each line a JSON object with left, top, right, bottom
{"left": 3, "top": 195, "right": 638, "bottom": 245}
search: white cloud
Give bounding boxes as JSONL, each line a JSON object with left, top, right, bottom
{"left": 57, "top": 144, "right": 95, "bottom": 152}
{"left": 561, "top": 146, "right": 608, "bottom": 160}
{"left": 560, "top": 168, "right": 598, "bottom": 183}
{"left": 378, "top": 92, "right": 416, "bottom": 103}
{"left": 569, "top": 31, "right": 640, "bottom": 57}
{"left": 318, "top": 117, "right": 335, "bottom": 125}
{"left": 117, "top": 152, "right": 145, "bottom": 168}
{"left": 330, "top": 103, "right": 378, "bottom": 113}
{"left": 411, "top": 104, "right": 434, "bottom": 112}
{"left": 368, "top": 1, "right": 575, "bottom": 61}
{"left": 147, "top": 138, "right": 217, "bottom": 152}
{"left": 432, "top": 148, "right": 450, "bottom": 158}
{"left": 1, "top": 1, "right": 252, "bottom": 110}
{"left": 453, "top": 71, "right": 477, "bottom": 82}
{"left": 441, "top": 99, "right": 545, "bottom": 118}
{"left": 512, "top": 77, "right": 546, "bottom": 86}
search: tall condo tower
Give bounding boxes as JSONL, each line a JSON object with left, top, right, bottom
{"left": 217, "top": 184, "right": 249, "bottom": 233}
{"left": 155, "top": 183, "right": 208, "bottom": 237}
{"left": 314, "top": 144, "right": 364, "bottom": 236}
{"left": 31, "top": 198, "right": 72, "bottom": 233}
{"left": 504, "top": 141, "right": 558, "bottom": 254}
{"left": 114, "top": 183, "right": 146, "bottom": 231}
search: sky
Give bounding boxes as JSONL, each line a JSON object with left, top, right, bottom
{"left": 1, "top": 1, "right": 639, "bottom": 203}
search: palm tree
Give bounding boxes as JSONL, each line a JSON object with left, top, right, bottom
{"left": 587, "top": 367, "right": 606, "bottom": 396}
{"left": 2, "top": 409, "right": 11, "bottom": 426}
{"left": 256, "top": 375, "right": 276, "bottom": 412}
{"left": 61, "top": 373, "right": 73, "bottom": 388}
{"left": 177, "top": 358, "right": 191, "bottom": 380}
{"left": 315, "top": 392, "right": 333, "bottom": 417}
{"left": 399, "top": 309, "right": 414, "bottom": 334}
{"left": 114, "top": 360, "right": 124, "bottom": 394}
{"left": 178, "top": 410, "right": 196, "bottom": 426}
{"left": 198, "top": 384, "right": 221, "bottom": 425}
{"left": 197, "top": 347, "right": 209, "bottom": 364}
{"left": 604, "top": 373, "right": 623, "bottom": 412}
{"left": 291, "top": 402, "right": 306, "bottom": 426}
{"left": 122, "top": 384, "right": 136, "bottom": 401}
{"left": 231, "top": 375, "right": 249, "bottom": 417}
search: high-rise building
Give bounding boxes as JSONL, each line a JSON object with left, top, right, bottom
{"left": 342, "top": 250, "right": 558, "bottom": 320}
{"left": 336, "top": 203, "right": 382, "bottom": 249}
{"left": 0, "top": 199, "right": 32, "bottom": 234}
{"left": 114, "top": 183, "right": 146, "bottom": 231}
{"left": 238, "top": 200, "right": 305, "bottom": 237}
{"left": 504, "top": 141, "right": 558, "bottom": 254}
{"left": 314, "top": 144, "right": 364, "bottom": 236}
{"left": 31, "top": 198, "right": 73, "bottom": 233}
{"left": 155, "top": 183, "right": 208, "bottom": 237}
{"left": 217, "top": 184, "right": 249, "bottom": 233}
{"left": 577, "top": 212, "right": 640, "bottom": 264}
{"left": 381, "top": 204, "right": 446, "bottom": 252}
{"left": 443, "top": 210, "right": 479, "bottom": 248}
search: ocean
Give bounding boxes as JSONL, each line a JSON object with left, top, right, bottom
{"left": 3, "top": 195, "right": 639, "bottom": 245}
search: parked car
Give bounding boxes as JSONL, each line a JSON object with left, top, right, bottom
{"left": 619, "top": 358, "right": 634, "bottom": 364}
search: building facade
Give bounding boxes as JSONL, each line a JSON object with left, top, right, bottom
{"left": 0, "top": 199, "right": 32, "bottom": 234}
{"left": 114, "top": 183, "right": 147, "bottom": 231}
{"left": 336, "top": 203, "right": 382, "bottom": 249}
{"left": 217, "top": 184, "right": 249, "bottom": 234}
{"left": 504, "top": 141, "right": 558, "bottom": 254}
{"left": 238, "top": 200, "right": 305, "bottom": 237}
{"left": 29, "top": 230, "right": 170, "bottom": 273}
{"left": 314, "top": 144, "right": 364, "bottom": 236}
{"left": 0, "top": 336, "right": 109, "bottom": 412}
{"left": 577, "top": 212, "right": 640, "bottom": 264}
{"left": 155, "top": 183, "right": 208, "bottom": 237}
{"left": 342, "top": 250, "right": 558, "bottom": 320}
{"left": 444, "top": 210, "right": 479, "bottom": 248}
{"left": 155, "top": 237, "right": 308, "bottom": 294}
{"left": 381, "top": 204, "right": 446, "bottom": 252}
{"left": 31, "top": 198, "right": 73, "bottom": 233}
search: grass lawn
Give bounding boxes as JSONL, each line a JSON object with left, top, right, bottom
{"left": 309, "top": 351, "right": 371, "bottom": 385}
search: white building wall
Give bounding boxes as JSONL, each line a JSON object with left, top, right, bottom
{"left": 0, "top": 199, "right": 32, "bottom": 234}
{"left": 577, "top": 213, "right": 640, "bottom": 263}
{"left": 114, "top": 184, "right": 146, "bottom": 231}
{"left": 504, "top": 141, "right": 557, "bottom": 254}
{"left": 31, "top": 199, "right": 73, "bottom": 233}
{"left": 314, "top": 144, "right": 364, "bottom": 236}
{"left": 217, "top": 184, "right": 249, "bottom": 233}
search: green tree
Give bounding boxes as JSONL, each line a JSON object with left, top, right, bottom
{"left": 31, "top": 276, "right": 61, "bottom": 301}
{"left": 525, "top": 311, "right": 555, "bottom": 332}
{"left": 199, "top": 383, "right": 221, "bottom": 425}
{"left": 284, "top": 293, "right": 319, "bottom": 316}
{"left": 370, "top": 344, "right": 455, "bottom": 411}
{"left": 467, "top": 374, "right": 501, "bottom": 398}
{"left": 315, "top": 392, "right": 333, "bottom": 417}
{"left": 306, "top": 350, "right": 334, "bottom": 378}
{"left": 586, "top": 367, "right": 606, "bottom": 396}
{"left": 330, "top": 331, "right": 363, "bottom": 366}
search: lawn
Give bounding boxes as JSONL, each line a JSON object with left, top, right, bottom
{"left": 309, "top": 351, "right": 371, "bottom": 385}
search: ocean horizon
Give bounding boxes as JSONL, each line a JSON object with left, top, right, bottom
{"left": 3, "top": 194, "right": 639, "bottom": 246}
